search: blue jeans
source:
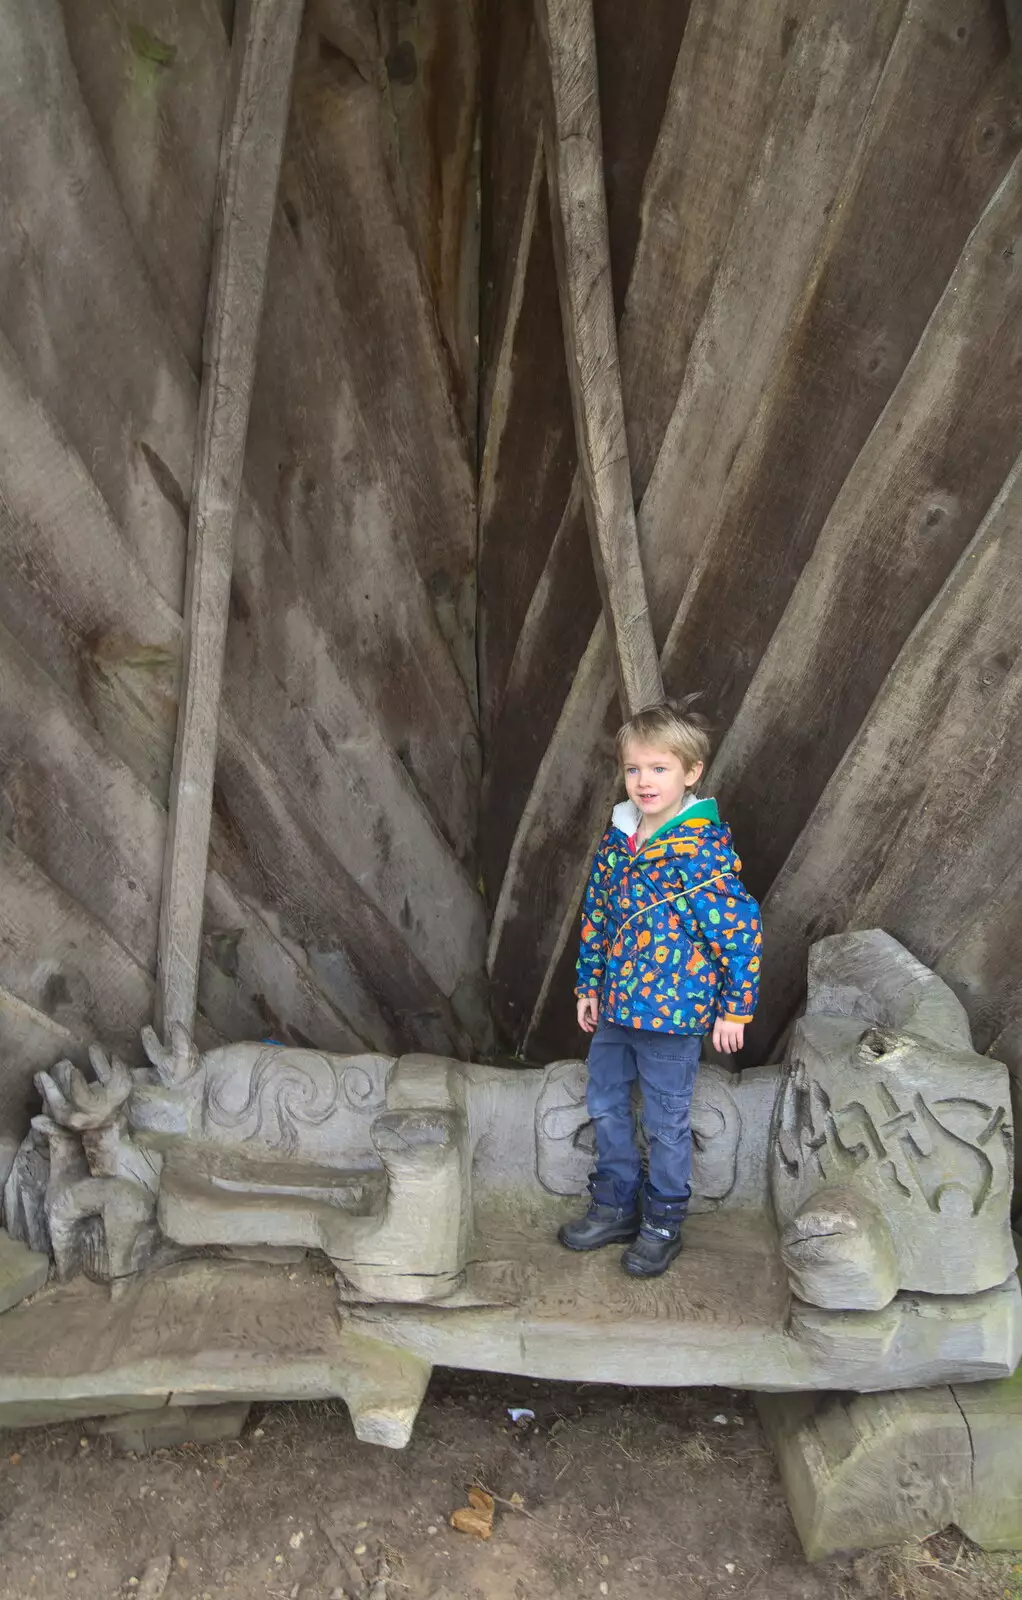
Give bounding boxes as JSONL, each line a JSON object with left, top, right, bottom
{"left": 586, "top": 1020, "right": 700, "bottom": 1224}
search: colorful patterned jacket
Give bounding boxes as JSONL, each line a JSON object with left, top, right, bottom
{"left": 576, "top": 795, "right": 762, "bottom": 1034}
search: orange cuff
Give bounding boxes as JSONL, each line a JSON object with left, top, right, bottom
{"left": 721, "top": 1013, "right": 753, "bottom": 1026}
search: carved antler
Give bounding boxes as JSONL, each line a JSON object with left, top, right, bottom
{"left": 141, "top": 1021, "right": 201, "bottom": 1086}
{"left": 35, "top": 1045, "right": 133, "bottom": 1131}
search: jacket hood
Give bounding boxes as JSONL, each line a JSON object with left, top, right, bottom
{"left": 611, "top": 794, "right": 721, "bottom": 839}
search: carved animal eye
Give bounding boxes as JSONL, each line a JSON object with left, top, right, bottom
{"left": 857, "top": 1027, "right": 902, "bottom": 1061}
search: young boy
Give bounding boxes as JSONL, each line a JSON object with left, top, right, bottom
{"left": 558, "top": 701, "right": 762, "bottom": 1278}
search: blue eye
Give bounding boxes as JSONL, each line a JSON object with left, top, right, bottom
{"left": 654, "top": 766, "right": 666, "bottom": 773}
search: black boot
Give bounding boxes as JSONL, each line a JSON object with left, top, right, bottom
{"left": 621, "top": 1217, "right": 683, "bottom": 1277}
{"left": 558, "top": 1200, "right": 641, "bottom": 1252}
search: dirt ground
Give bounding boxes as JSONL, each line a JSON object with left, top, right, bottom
{"left": 0, "top": 1375, "right": 1016, "bottom": 1600}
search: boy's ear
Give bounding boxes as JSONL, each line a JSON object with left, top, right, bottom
{"left": 687, "top": 760, "right": 705, "bottom": 788}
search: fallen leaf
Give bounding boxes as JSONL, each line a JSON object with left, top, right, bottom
{"left": 450, "top": 1486, "right": 495, "bottom": 1540}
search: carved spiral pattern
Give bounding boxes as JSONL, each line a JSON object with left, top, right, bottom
{"left": 203, "top": 1050, "right": 343, "bottom": 1155}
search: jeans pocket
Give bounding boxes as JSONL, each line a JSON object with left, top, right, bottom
{"left": 644, "top": 1090, "right": 692, "bottom": 1146}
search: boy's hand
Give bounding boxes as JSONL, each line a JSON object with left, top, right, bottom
{"left": 712, "top": 1018, "right": 745, "bottom": 1055}
{"left": 577, "top": 995, "right": 599, "bottom": 1034}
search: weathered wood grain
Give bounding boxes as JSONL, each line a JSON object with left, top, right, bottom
{"left": 14, "top": 0, "right": 484, "bottom": 891}
{"left": 0, "top": 622, "right": 167, "bottom": 969}
{"left": 285, "top": 42, "right": 478, "bottom": 705}
{"left": 479, "top": 0, "right": 544, "bottom": 444}
{"left": 714, "top": 149, "right": 1022, "bottom": 902}
{"left": 487, "top": 0, "right": 903, "bottom": 1047}
{"left": 535, "top": 0, "right": 661, "bottom": 714}
{"left": 0, "top": 0, "right": 196, "bottom": 610}
{"left": 59, "top": 0, "right": 228, "bottom": 372}
{"left": 749, "top": 448, "right": 1022, "bottom": 1061}
{"left": 0, "top": 839, "right": 155, "bottom": 1070}
{"left": 213, "top": 724, "right": 472, "bottom": 1058}
{"left": 0, "top": 289, "right": 487, "bottom": 1054}
{"left": 0, "top": 333, "right": 181, "bottom": 799}
{"left": 640, "top": 0, "right": 906, "bottom": 637}
{"left": 242, "top": 206, "right": 479, "bottom": 854}
{"left": 478, "top": 143, "right": 577, "bottom": 752}
{"left": 375, "top": 0, "right": 480, "bottom": 440}
{"left": 478, "top": 0, "right": 694, "bottom": 898}
{"left": 200, "top": 869, "right": 367, "bottom": 1053}
{"left": 618, "top": 0, "right": 812, "bottom": 497}
{"left": 221, "top": 550, "right": 487, "bottom": 1005}
{"left": 0, "top": 607, "right": 407, "bottom": 1074}
{"left": 664, "top": 0, "right": 1022, "bottom": 817}
{"left": 1007, "top": 0, "right": 1022, "bottom": 77}
{"left": 157, "top": 0, "right": 303, "bottom": 1038}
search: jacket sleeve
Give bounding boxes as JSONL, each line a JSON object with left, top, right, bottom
{"left": 684, "top": 845, "right": 762, "bottom": 1024}
{"left": 575, "top": 830, "right": 613, "bottom": 998}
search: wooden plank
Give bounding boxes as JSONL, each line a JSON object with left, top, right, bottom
{"left": 157, "top": 0, "right": 304, "bottom": 1036}
{"left": 535, "top": 0, "right": 661, "bottom": 714}
{"left": 0, "top": 331, "right": 181, "bottom": 799}
{"left": 0, "top": 838, "right": 154, "bottom": 1068}
{"left": 0, "top": 610, "right": 396, "bottom": 1073}
{"left": 479, "top": 0, "right": 545, "bottom": 443}
{"left": 0, "top": 0, "right": 197, "bottom": 609}
{"left": 639, "top": 0, "right": 906, "bottom": 638}
{"left": 0, "top": 620, "right": 167, "bottom": 969}
{"left": 713, "top": 149, "right": 1022, "bottom": 905}
{"left": 375, "top": 0, "right": 481, "bottom": 441}
{"left": 199, "top": 870, "right": 367, "bottom": 1053}
{"left": 478, "top": 0, "right": 699, "bottom": 900}
{"left": 285, "top": 40, "right": 479, "bottom": 704}
{"left": 7, "top": 0, "right": 479, "bottom": 867}
{"left": 750, "top": 449, "right": 1022, "bottom": 1060}
{"left": 617, "top": 0, "right": 813, "bottom": 500}
{"left": 478, "top": 137, "right": 576, "bottom": 751}
{"left": 221, "top": 583, "right": 487, "bottom": 1006}
{"left": 213, "top": 724, "right": 473, "bottom": 1058}
{"left": 486, "top": 0, "right": 902, "bottom": 1046}
{"left": 664, "top": 0, "right": 1022, "bottom": 864}
{"left": 58, "top": 0, "right": 227, "bottom": 372}
{"left": 242, "top": 211, "right": 479, "bottom": 855}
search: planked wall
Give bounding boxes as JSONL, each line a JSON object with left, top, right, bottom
{"left": 1, "top": 0, "right": 1021, "bottom": 1172}
{"left": 0, "top": 0, "right": 486, "bottom": 1157}
{"left": 479, "top": 0, "right": 1022, "bottom": 1080}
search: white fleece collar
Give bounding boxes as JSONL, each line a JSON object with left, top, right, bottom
{"left": 611, "top": 791, "right": 709, "bottom": 837}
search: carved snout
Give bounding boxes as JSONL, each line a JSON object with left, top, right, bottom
{"left": 329, "top": 1108, "right": 469, "bottom": 1304}
{"left": 780, "top": 1184, "right": 899, "bottom": 1312}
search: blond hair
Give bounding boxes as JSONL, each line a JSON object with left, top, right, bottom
{"left": 615, "top": 698, "right": 712, "bottom": 782}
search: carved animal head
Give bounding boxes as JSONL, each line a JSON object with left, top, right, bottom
{"left": 771, "top": 1013, "right": 1015, "bottom": 1309}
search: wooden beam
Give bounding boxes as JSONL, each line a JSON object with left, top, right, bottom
{"left": 534, "top": 0, "right": 661, "bottom": 714}
{"left": 156, "top": 0, "right": 304, "bottom": 1037}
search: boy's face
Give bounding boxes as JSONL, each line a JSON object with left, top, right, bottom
{"left": 622, "top": 740, "right": 703, "bottom": 830}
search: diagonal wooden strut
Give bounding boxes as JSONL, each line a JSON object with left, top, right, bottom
{"left": 156, "top": 0, "right": 305, "bottom": 1037}
{"left": 535, "top": 0, "right": 663, "bottom": 717}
